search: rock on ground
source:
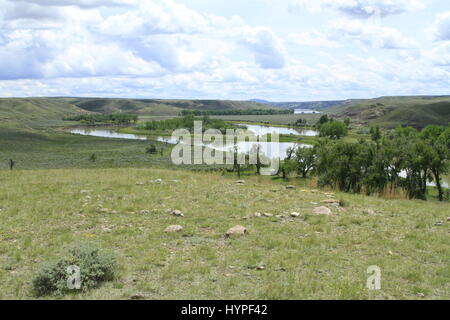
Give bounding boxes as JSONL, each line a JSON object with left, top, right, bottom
{"left": 165, "top": 225, "right": 183, "bottom": 233}
{"left": 225, "top": 225, "right": 247, "bottom": 237}
{"left": 313, "top": 206, "right": 332, "bottom": 215}
{"left": 171, "top": 209, "right": 184, "bottom": 217}
{"left": 291, "top": 212, "right": 300, "bottom": 217}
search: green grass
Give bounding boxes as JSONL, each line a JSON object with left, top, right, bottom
{"left": 0, "top": 168, "right": 448, "bottom": 299}
{"left": 330, "top": 96, "right": 450, "bottom": 129}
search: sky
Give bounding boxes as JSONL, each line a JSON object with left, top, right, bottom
{"left": 0, "top": 0, "right": 449, "bottom": 101}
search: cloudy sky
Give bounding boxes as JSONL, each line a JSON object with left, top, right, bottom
{"left": 0, "top": 0, "right": 449, "bottom": 101}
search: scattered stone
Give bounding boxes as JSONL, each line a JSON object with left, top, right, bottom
{"left": 388, "top": 250, "right": 393, "bottom": 255}
{"left": 313, "top": 206, "right": 332, "bottom": 216}
{"left": 256, "top": 265, "right": 266, "bottom": 271}
{"left": 447, "top": 217, "right": 450, "bottom": 222}
{"left": 364, "top": 209, "right": 376, "bottom": 215}
{"left": 136, "top": 182, "right": 145, "bottom": 186}
{"left": 235, "top": 180, "right": 246, "bottom": 185}
{"left": 80, "top": 190, "right": 91, "bottom": 194}
{"left": 416, "top": 293, "right": 425, "bottom": 298}
{"left": 322, "top": 199, "right": 340, "bottom": 204}
{"left": 254, "top": 212, "right": 262, "bottom": 218}
{"left": 310, "top": 202, "right": 318, "bottom": 205}
{"left": 434, "top": 221, "right": 443, "bottom": 226}
{"left": 286, "top": 185, "right": 295, "bottom": 190}
{"left": 141, "top": 210, "right": 150, "bottom": 215}
{"left": 290, "top": 212, "right": 300, "bottom": 218}
{"left": 153, "top": 179, "right": 163, "bottom": 184}
{"left": 225, "top": 225, "right": 247, "bottom": 237}
{"left": 171, "top": 209, "right": 184, "bottom": 217}
{"left": 224, "top": 273, "right": 233, "bottom": 277}
{"left": 311, "top": 190, "right": 318, "bottom": 193}
{"left": 262, "top": 213, "right": 273, "bottom": 217}
{"left": 165, "top": 225, "right": 183, "bottom": 233}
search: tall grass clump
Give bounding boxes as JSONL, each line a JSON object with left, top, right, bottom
{"left": 32, "top": 242, "right": 117, "bottom": 297}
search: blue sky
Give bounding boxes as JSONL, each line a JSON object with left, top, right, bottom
{"left": 0, "top": 0, "right": 449, "bottom": 101}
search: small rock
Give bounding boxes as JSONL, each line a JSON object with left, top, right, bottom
{"left": 224, "top": 273, "right": 233, "bottom": 277}
{"left": 254, "top": 212, "right": 262, "bottom": 217}
{"left": 165, "top": 225, "right": 183, "bottom": 233}
{"left": 256, "top": 265, "right": 266, "bottom": 271}
{"left": 290, "top": 212, "right": 300, "bottom": 217}
{"left": 286, "top": 185, "right": 295, "bottom": 190}
{"left": 235, "top": 180, "right": 246, "bottom": 185}
{"left": 262, "top": 213, "right": 273, "bottom": 217}
{"left": 447, "top": 217, "right": 450, "bottom": 222}
{"left": 136, "top": 182, "right": 145, "bottom": 186}
{"left": 225, "top": 225, "right": 247, "bottom": 237}
{"left": 313, "top": 206, "right": 332, "bottom": 216}
{"left": 171, "top": 210, "right": 184, "bottom": 217}
{"left": 322, "top": 199, "right": 340, "bottom": 204}
{"left": 434, "top": 221, "right": 443, "bottom": 226}
{"left": 416, "top": 293, "right": 425, "bottom": 298}
{"left": 154, "top": 179, "right": 163, "bottom": 184}
{"left": 388, "top": 250, "right": 393, "bottom": 255}
{"left": 364, "top": 209, "right": 376, "bottom": 215}
{"left": 141, "top": 210, "right": 150, "bottom": 214}
{"left": 80, "top": 190, "right": 91, "bottom": 194}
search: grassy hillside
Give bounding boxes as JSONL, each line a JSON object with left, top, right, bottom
{"left": 0, "top": 98, "right": 87, "bottom": 129}
{"left": 49, "top": 98, "right": 275, "bottom": 117}
{"left": 329, "top": 96, "right": 450, "bottom": 129}
{"left": 0, "top": 168, "right": 448, "bottom": 299}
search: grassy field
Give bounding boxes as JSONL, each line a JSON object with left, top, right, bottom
{"left": 0, "top": 168, "right": 448, "bottom": 300}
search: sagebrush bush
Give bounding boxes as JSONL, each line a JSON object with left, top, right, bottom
{"left": 32, "top": 242, "right": 117, "bottom": 297}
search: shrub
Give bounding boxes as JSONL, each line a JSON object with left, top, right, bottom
{"left": 32, "top": 242, "right": 117, "bottom": 297}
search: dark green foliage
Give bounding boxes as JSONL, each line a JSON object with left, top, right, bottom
{"left": 319, "top": 121, "right": 348, "bottom": 139}
{"left": 179, "top": 109, "right": 293, "bottom": 116}
{"left": 146, "top": 144, "right": 158, "bottom": 154}
{"left": 142, "top": 115, "right": 236, "bottom": 133}
{"left": 287, "top": 124, "right": 449, "bottom": 201}
{"left": 64, "top": 113, "right": 138, "bottom": 125}
{"left": 32, "top": 242, "right": 117, "bottom": 297}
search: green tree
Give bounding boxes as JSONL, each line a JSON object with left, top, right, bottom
{"left": 319, "top": 121, "right": 348, "bottom": 139}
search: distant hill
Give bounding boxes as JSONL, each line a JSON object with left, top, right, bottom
{"left": 0, "top": 97, "right": 275, "bottom": 128}
{"left": 328, "top": 96, "right": 450, "bottom": 129}
{"left": 249, "top": 99, "right": 345, "bottom": 110}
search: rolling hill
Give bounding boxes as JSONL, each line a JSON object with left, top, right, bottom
{"left": 0, "top": 97, "right": 275, "bottom": 129}
{"left": 328, "top": 96, "right": 450, "bottom": 129}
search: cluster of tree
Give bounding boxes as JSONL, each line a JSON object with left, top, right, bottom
{"left": 283, "top": 124, "right": 450, "bottom": 201}
{"left": 142, "top": 115, "right": 236, "bottom": 133}
{"left": 315, "top": 115, "right": 350, "bottom": 139}
{"left": 179, "top": 109, "right": 294, "bottom": 116}
{"left": 64, "top": 114, "right": 138, "bottom": 125}
{"left": 293, "top": 118, "right": 308, "bottom": 127}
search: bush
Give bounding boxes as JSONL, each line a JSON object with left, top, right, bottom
{"left": 32, "top": 242, "right": 117, "bottom": 297}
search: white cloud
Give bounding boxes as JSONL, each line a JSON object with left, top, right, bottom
{"left": 15, "top": 0, "right": 135, "bottom": 9}
{"left": 289, "top": 0, "right": 426, "bottom": 18}
{"left": 238, "top": 26, "right": 287, "bottom": 69}
{"left": 288, "top": 32, "right": 338, "bottom": 47}
{"left": 434, "top": 11, "right": 450, "bottom": 41}
{"left": 329, "top": 19, "right": 417, "bottom": 49}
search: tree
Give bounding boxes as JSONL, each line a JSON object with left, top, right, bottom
{"left": 370, "top": 125, "right": 381, "bottom": 142}
{"left": 292, "top": 146, "right": 316, "bottom": 178}
{"left": 319, "top": 121, "right": 348, "bottom": 139}
{"left": 420, "top": 125, "right": 449, "bottom": 201}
